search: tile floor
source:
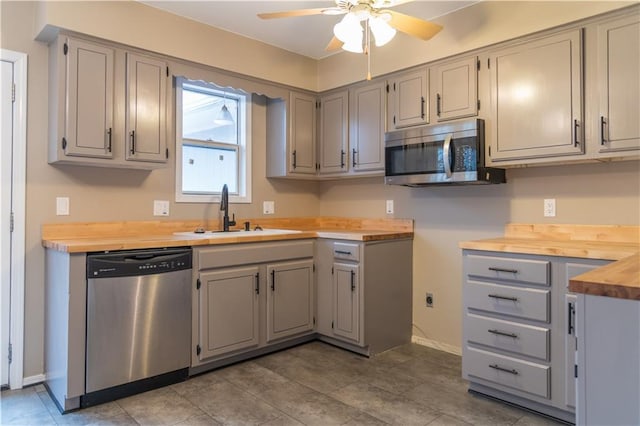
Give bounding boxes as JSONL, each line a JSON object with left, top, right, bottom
{"left": 1, "top": 342, "right": 563, "bottom": 425}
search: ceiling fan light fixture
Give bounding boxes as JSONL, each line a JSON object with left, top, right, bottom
{"left": 333, "top": 13, "right": 363, "bottom": 45}
{"left": 214, "top": 104, "right": 235, "bottom": 126}
{"left": 369, "top": 15, "right": 396, "bottom": 47}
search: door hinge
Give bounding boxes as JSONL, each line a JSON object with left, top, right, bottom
{"left": 166, "top": 66, "right": 169, "bottom": 77}
{"left": 196, "top": 278, "right": 201, "bottom": 290}
{"left": 63, "top": 42, "right": 68, "bottom": 55}
{"left": 574, "top": 364, "right": 578, "bottom": 378}
{"left": 196, "top": 344, "right": 201, "bottom": 356}
{"left": 11, "top": 83, "right": 15, "bottom": 103}
{"left": 477, "top": 59, "right": 481, "bottom": 70}
{"left": 477, "top": 99, "right": 481, "bottom": 110}
{"left": 10, "top": 212, "right": 14, "bottom": 233}
{"left": 8, "top": 343, "right": 12, "bottom": 364}
{"left": 62, "top": 137, "right": 67, "bottom": 150}
{"left": 165, "top": 148, "right": 169, "bottom": 159}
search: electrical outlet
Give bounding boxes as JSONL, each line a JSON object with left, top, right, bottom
{"left": 543, "top": 198, "right": 556, "bottom": 217}
{"left": 386, "top": 200, "right": 394, "bottom": 214}
{"left": 153, "top": 200, "right": 170, "bottom": 216}
{"left": 263, "top": 201, "right": 275, "bottom": 215}
{"left": 56, "top": 197, "right": 69, "bottom": 216}
{"left": 426, "top": 292, "right": 434, "bottom": 308}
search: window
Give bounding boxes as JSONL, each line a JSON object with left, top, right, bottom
{"left": 175, "top": 77, "right": 251, "bottom": 203}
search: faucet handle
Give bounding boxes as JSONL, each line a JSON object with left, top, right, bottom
{"left": 229, "top": 213, "right": 236, "bottom": 227}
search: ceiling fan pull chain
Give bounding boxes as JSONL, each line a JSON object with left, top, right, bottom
{"left": 366, "top": 19, "right": 372, "bottom": 80}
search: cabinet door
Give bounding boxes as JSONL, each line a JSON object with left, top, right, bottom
{"left": 266, "top": 260, "right": 314, "bottom": 342}
{"left": 319, "top": 91, "right": 349, "bottom": 175}
{"left": 198, "top": 266, "right": 260, "bottom": 360}
{"left": 332, "top": 262, "right": 360, "bottom": 343}
{"left": 350, "top": 82, "right": 385, "bottom": 171}
{"left": 289, "top": 92, "right": 317, "bottom": 174}
{"left": 64, "top": 38, "right": 114, "bottom": 159}
{"left": 125, "top": 53, "right": 167, "bottom": 163}
{"left": 433, "top": 56, "right": 478, "bottom": 122}
{"left": 388, "top": 69, "right": 428, "bottom": 129}
{"left": 597, "top": 14, "right": 640, "bottom": 152}
{"left": 489, "top": 30, "right": 583, "bottom": 162}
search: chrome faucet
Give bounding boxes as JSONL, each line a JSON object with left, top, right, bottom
{"left": 220, "top": 184, "right": 236, "bottom": 232}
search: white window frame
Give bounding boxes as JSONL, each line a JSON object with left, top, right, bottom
{"left": 175, "top": 77, "right": 252, "bottom": 203}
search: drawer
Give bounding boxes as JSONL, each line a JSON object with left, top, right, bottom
{"left": 465, "top": 347, "right": 550, "bottom": 399}
{"left": 466, "top": 313, "right": 550, "bottom": 360}
{"left": 465, "top": 280, "right": 550, "bottom": 322}
{"left": 198, "top": 240, "right": 314, "bottom": 269}
{"left": 333, "top": 242, "right": 360, "bottom": 262}
{"left": 465, "top": 255, "right": 550, "bottom": 286}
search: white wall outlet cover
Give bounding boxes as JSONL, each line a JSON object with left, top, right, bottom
{"left": 543, "top": 198, "right": 556, "bottom": 217}
{"left": 386, "top": 200, "right": 394, "bottom": 214}
{"left": 56, "top": 197, "right": 69, "bottom": 216}
{"left": 153, "top": 200, "right": 170, "bottom": 216}
{"left": 263, "top": 201, "right": 275, "bottom": 215}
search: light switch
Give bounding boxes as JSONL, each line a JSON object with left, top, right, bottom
{"left": 153, "top": 200, "right": 170, "bottom": 216}
{"left": 56, "top": 197, "right": 69, "bottom": 216}
{"left": 263, "top": 201, "right": 275, "bottom": 215}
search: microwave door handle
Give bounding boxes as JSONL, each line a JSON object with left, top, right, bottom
{"left": 443, "top": 133, "right": 453, "bottom": 178}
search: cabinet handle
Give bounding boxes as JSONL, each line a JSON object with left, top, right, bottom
{"left": 488, "top": 267, "right": 519, "bottom": 274}
{"left": 489, "top": 364, "right": 519, "bottom": 375}
{"left": 335, "top": 250, "right": 352, "bottom": 256}
{"left": 255, "top": 272, "right": 260, "bottom": 295}
{"left": 488, "top": 294, "right": 518, "bottom": 302}
{"left": 420, "top": 96, "right": 425, "bottom": 119}
{"left": 270, "top": 269, "right": 275, "bottom": 291}
{"left": 350, "top": 270, "right": 355, "bottom": 291}
{"left": 436, "top": 93, "right": 441, "bottom": 117}
{"left": 568, "top": 302, "right": 575, "bottom": 335}
{"left": 488, "top": 329, "right": 519, "bottom": 339}
{"left": 341, "top": 149, "right": 345, "bottom": 168}
{"left": 352, "top": 149, "right": 357, "bottom": 167}
{"left": 130, "top": 130, "right": 136, "bottom": 155}
{"left": 292, "top": 150, "right": 297, "bottom": 169}
{"left": 600, "top": 116, "right": 607, "bottom": 145}
{"left": 573, "top": 119, "right": 580, "bottom": 147}
{"left": 106, "top": 128, "right": 112, "bottom": 153}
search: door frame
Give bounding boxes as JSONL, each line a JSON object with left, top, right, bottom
{"left": 1, "top": 48, "right": 27, "bottom": 390}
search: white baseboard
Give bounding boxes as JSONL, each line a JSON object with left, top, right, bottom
{"left": 411, "top": 335, "right": 462, "bottom": 356}
{"left": 22, "top": 374, "right": 45, "bottom": 387}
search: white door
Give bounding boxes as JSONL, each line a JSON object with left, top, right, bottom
{"left": 1, "top": 58, "right": 13, "bottom": 387}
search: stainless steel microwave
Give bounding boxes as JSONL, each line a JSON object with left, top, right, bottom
{"left": 384, "top": 119, "right": 505, "bottom": 186}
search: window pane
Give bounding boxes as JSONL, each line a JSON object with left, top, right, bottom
{"left": 182, "top": 144, "right": 238, "bottom": 194}
{"left": 182, "top": 87, "right": 238, "bottom": 144}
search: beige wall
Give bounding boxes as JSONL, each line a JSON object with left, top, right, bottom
{"left": 2, "top": 0, "right": 639, "bottom": 379}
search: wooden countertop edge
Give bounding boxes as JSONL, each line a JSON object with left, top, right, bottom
{"left": 42, "top": 230, "right": 414, "bottom": 253}
{"left": 569, "top": 253, "right": 640, "bottom": 300}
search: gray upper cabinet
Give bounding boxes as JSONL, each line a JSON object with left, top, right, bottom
{"left": 290, "top": 92, "right": 317, "bottom": 175}
{"left": 319, "top": 91, "right": 349, "bottom": 175}
{"left": 125, "top": 53, "right": 168, "bottom": 163}
{"left": 350, "top": 82, "right": 386, "bottom": 172}
{"left": 596, "top": 14, "right": 640, "bottom": 153}
{"left": 48, "top": 35, "right": 168, "bottom": 169}
{"left": 54, "top": 37, "right": 115, "bottom": 160}
{"left": 197, "top": 266, "right": 260, "bottom": 360}
{"left": 432, "top": 56, "right": 478, "bottom": 122}
{"left": 387, "top": 69, "right": 428, "bottom": 130}
{"left": 266, "top": 260, "right": 314, "bottom": 342}
{"left": 488, "top": 30, "right": 584, "bottom": 163}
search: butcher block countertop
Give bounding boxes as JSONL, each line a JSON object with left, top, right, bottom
{"left": 42, "top": 217, "right": 414, "bottom": 253}
{"left": 460, "top": 224, "right": 640, "bottom": 300}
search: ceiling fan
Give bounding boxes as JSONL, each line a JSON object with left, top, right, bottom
{"left": 258, "top": 0, "right": 444, "bottom": 54}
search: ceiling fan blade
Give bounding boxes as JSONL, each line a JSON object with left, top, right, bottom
{"left": 372, "top": 0, "right": 414, "bottom": 8}
{"left": 258, "top": 8, "right": 338, "bottom": 19}
{"left": 325, "top": 36, "right": 344, "bottom": 52}
{"left": 385, "top": 10, "right": 443, "bottom": 41}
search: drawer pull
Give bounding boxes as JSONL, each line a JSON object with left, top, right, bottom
{"left": 488, "top": 267, "right": 518, "bottom": 274}
{"left": 489, "top": 364, "right": 519, "bottom": 375}
{"left": 335, "top": 250, "right": 353, "bottom": 256}
{"left": 487, "top": 294, "right": 519, "bottom": 302}
{"left": 488, "top": 329, "right": 519, "bottom": 339}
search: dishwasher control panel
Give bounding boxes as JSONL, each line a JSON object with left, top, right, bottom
{"left": 87, "top": 248, "right": 192, "bottom": 278}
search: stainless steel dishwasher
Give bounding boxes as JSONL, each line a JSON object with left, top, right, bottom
{"left": 83, "top": 247, "right": 192, "bottom": 407}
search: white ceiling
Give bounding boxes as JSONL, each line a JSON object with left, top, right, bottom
{"left": 139, "top": 1, "right": 476, "bottom": 59}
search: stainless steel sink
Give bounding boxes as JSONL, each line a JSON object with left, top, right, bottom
{"left": 173, "top": 229, "right": 302, "bottom": 238}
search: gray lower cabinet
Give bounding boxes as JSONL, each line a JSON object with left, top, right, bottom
{"left": 316, "top": 238, "right": 412, "bottom": 356}
{"left": 193, "top": 240, "right": 315, "bottom": 367}
{"left": 462, "top": 250, "right": 609, "bottom": 423}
